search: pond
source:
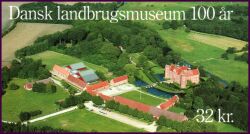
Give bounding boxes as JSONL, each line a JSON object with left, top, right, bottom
{"left": 135, "top": 79, "right": 173, "bottom": 99}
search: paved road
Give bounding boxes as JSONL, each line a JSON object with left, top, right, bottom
{"left": 84, "top": 101, "right": 157, "bottom": 132}
{"left": 23, "top": 106, "right": 78, "bottom": 124}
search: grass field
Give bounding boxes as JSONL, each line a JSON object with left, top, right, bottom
{"left": 30, "top": 51, "right": 109, "bottom": 74}
{"left": 2, "top": 23, "right": 71, "bottom": 67}
{"left": 2, "top": 78, "right": 68, "bottom": 122}
{"left": 120, "top": 90, "right": 165, "bottom": 106}
{"left": 32, "top": 109, "right": 144, "bottom": 132}
{"left": 213, "top": 122, "right": 244, "bottom": 132}
{"left": 168, "top": 106, "right": 186, "bottom": 114}
{"left": 188, "top": 31, "right": 246, "bottom": 50}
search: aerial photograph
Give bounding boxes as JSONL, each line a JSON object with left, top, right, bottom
{"left": 1, "top": 1, "right": 248, "bottom": 133}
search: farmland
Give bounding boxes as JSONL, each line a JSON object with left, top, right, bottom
{"left": 29, "top": 50, "right": 109, "bottom": 74}
{"left": 2, "top": 78, "right": 68, "bottom": 122}
{"left": 2, "top": 23, "right": 71, "bottom": 67}
{"left": 120, "top": 90, "right": 165, "bottom": 106}
{"left": 31, "top": 109, "right": 144, "bottom": 132}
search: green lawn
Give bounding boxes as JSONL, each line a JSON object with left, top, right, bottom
{"left": 213, "top": 122, "right": 244, "bottom": 132}
{"left": 168, "top": 106, "right": 186, "bottom": 114}
{"left": 2, "top": 78, "right": 68, "bottom": 122}
{"left": 29, "top": 50, "right": 109, "bottom": 74}
{"left": 120, "top": 90, "right": 165, "bottom": 106}
{"left": 158, "top": 126, "right": 177, "bottom": 132}
{"left": 31, "top": 109, "right": 144, "bottom": 132}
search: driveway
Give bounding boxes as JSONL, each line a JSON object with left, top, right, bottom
{"left": 84, "top": 101, "right": 157, "bottom": 132}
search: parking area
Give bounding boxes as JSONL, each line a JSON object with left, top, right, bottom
{"left": 99, "top": 83, "right": 137, "bottom": 96}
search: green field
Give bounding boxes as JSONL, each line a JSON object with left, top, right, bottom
{"left": 32, "top": 109, "right": 144, "bottom": 132}
{"left": 2, "top": 78, "right": 68, "bottom": 122}
{"left": 168, "top": 106, "right": 186, "bottom": 114}
{"left": 120, "top": 90, "right": 165, "bottom": 106}
{"left": 29, "top": 50, "right": 109, "bottom": 74}
{"left": 213, "top": 122, "right": 244, "bottom": 132}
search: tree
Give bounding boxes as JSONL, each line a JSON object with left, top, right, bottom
{"left": 81, "top": 91, "right": 92, "bottom": 101}
{"left": 61, "top": 81, "right": 70, "bottom": 89}
{"left": 137, "top": 55, "right": 148, "bottom": 68}
{"left": 32, "top": 83, "right": 46, "bottom": 93}
{"left": 50, "top": 85, "right": 57, "bottom": 93}
{"left": 143, "top": 46, "right": 162, "bottom": 60}
{"left": 92, "top": 96, "right": 104, "bottom": 105}
{"left": 100, "top": 43, "right": 121, "bottom": 59}
{"left": 162, "top": 21, "right": 171, "bottom": 29}
{"left": 226, "top": 47, "right": 237, "bottom": 54}
{"left": 193, "top": 97, "right": 204, "bottom": 110}
{"left": 77, "top": 103, "right": 85, "bottom": 109}
{"left": 123, "top": 64, "right": 137, "bottom": 76}
{"left": 19, "top": 112, "right": 31, "bottom": 122}
{"left": 9, "top": 83, "right": 19, "bottom": 90}
{"left": 170, "top": 20, "right": 179, "bottom": 30}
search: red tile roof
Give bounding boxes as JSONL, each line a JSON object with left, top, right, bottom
{"left": 86, "top": 81, "right": 109, "bottom": 91}
{"left": 98, "top": 93, "right": 113, "bottom": 101}
{"left": 67, "top": 75, "right": 86, "bottom": 88}
{"left": 192, "top": 69, "right": 199, "bottom": 75}
{"left": 168, "top": 64, "right": 199, "bottom": 76}
{"left": 24, "top": 83, "right": 33, "bottom": 89}
{"left": 112, "top": 75, "right": 128, "bottom": 83}
{"left": 86, "top": 89, "right": 97, "bottom": 96}
{"left": 160, "top": 95, "right": 179, "bottom": 110}
{"left": 149, "top": 106, "right": 188, "bottom": 122}
{"left": 114, "top": 96, "right": 151, "bottom": 113}
{"left": 53, "top": 65, "right": 70, "bottom": 76}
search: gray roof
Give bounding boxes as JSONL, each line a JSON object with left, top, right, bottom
{"left": 79, "top": 70, "right": 99, "bottom": 83}
{"left": 70, "top": 62, "right": 86, "bottom": 70}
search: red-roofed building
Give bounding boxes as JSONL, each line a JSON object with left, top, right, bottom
{"left": 24, "top": 83, "right": 33, "bottom": 90}
{"left": 98, "top": 93, "right": 113, "bottom": 101}
{"left": 110, "top": 75, "right": 128, "bottom": 86}
{"left": 114, "top": 96, "right": 151, "bottom": 113}
{"left": 86, "top": 89, "right": 97, "bottom": 96}
{"left": 86, "top": 81, "right": 109, "bottom": 91}
{"left": 165, "top": 64, "right": 200, "bottom": 88}
{"left": 51, "top": 65, "right": 70, "bottom": 79}
{"left": 67, "top": 75, "right": 86, "bottom": 90}
{"left": 160, "top": 95, "right": 179, "bottom": 110}
{"left": 149, "top": 106, "right": 188, "bottom": 122}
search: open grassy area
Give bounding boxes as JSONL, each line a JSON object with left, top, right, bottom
{"left": 120, "top": 90, "right": 165, "bottom": 106}
{"left": 31, "top": 109, "right": 144, "bottom": 132}
{"left": 2, "top": 78, "right": 68, "bottom": 122}
{"left": 213, "top": 122, "right": 244, "bottom": 132}
{"left": 2, "top": 23, "right": 71, "bottom": 67}
{"left": 29, "top": 50, "right": 109, "bottom": 74}
{"left": 168, "top": 106, "right": 186, "bottom": 114}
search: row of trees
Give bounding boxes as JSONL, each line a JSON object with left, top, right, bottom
{"left": 156, "top": 116, "right": 217, "bottom": 132}
{"left": 2, "top": 122, "right": 66, "bottom": 132}
{"left": 179, "top": 77, "right": 248, "bottom": 130}
{"left": 221, "top": 44, "right": 248, "bottom": 63}
{"left": 32, "top": 83, "right": 57, "bottom": 93}
{"left": 105, "top": 100, "right": 154, "bottom": 122}
{"left": 58, "top": 91, "right": 104, "bottom": 108}
{"left": 19, "top": 110, "right": 42, "bottom": 122}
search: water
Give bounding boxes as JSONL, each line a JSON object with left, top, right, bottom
{"left": 135, "top": 79, "right": 173, "bottom": 99}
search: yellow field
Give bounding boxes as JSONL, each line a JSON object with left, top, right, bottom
{"left": 2, "top": 23, "right": 72, "bottom": 66}
{"left": 188, "top": 31, "right": 247, "bottom": 50}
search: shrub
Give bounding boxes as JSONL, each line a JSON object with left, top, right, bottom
{"left": 9, "top": 83, "right": 19, "bottom": 90}
{"left": 19, "top": 112, "right": 31, "bottom": 122}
